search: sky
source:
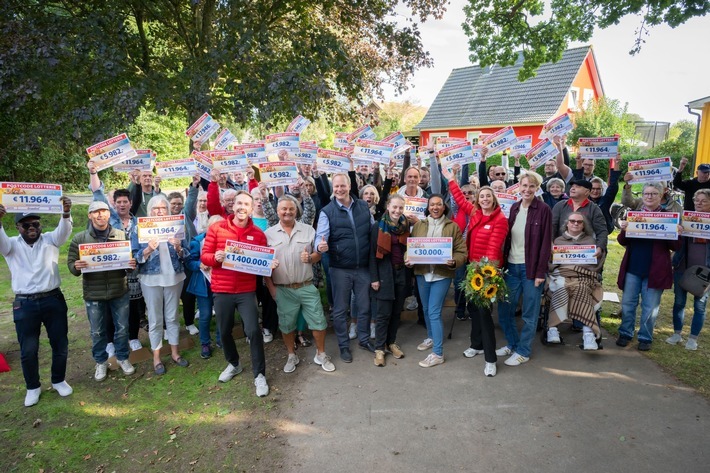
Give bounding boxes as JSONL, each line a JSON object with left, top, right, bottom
{"left": 382, "top": 1, "right": 710, "bottom": 124}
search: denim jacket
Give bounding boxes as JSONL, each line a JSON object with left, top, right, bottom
{"left": 130, "top": 230, "right": 187, "bottom": 275}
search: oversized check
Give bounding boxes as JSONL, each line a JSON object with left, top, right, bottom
{"left": 495, "top": 192, "right": 519, "bottom": 219}
{"left": 186, "top": 113, "right": 220, "bottom": 149}
{"left": 223, "top": 240, "right": 274, "bottom": 277}
{"left": 542, "top": 113, "right": 574, "bottom": 138}
{"left": 137, "top": 215, "right": 185, "bottom": 243}
{"left": 627, "top": 157, "right": 673, "bottom": 184}
{"left": 383, "top": 131, "right": 412, "bottom": 155}
{"left": 352, "top": 139, "right": 395, "bottom": 165}
{"left": 258, "top": 161, "right": 299, "bottom": 187}
{"left": 292, "top": 141, "right": 318, "bottom": 165}
{"left": 265, "top": 132, "right": 300, "bottom": 156}
{"left": 316, "top": 148, "right": 351, "bottom": 173}
{"left": 578, "top": 137, "right": 619, "bottom": 159}
{"left": 209, "top": 150, "right": 249, "bottom": 172}
{"left": 86, "top": 133, "right": 137, "bottom": 171}
{"left": 213, "top": 128, "right": 237, "bottom": 150}
{"left": 242, "top": 142, "right": 267, "bottom": 164}
{"left": 403, "top": 196, "right": 427, "bottom": 220}
{"left": 437, "top": 141, "right": 479, "bottom": 169}
{"left": 510, "top": 135, "right": 532, "bottom": 155}
{"left": 406, "top": 237, "right": 452, "bottom": 265}
{"left": 347, "top": 125, "right": 376, "bottom": 143}
{"left": 483, "top": 126, "right": 517, "bottom": 155}
{"left": 552, "top": 245, "right": 597, "bottom": 265}
{"left": 113, "top": 149, "right": 155, "bottom": 172}
{"left": 526, "top": 138, "right": 559, "bottom": 168}
{"left": 0, "top": 182, "right": 63, "bottom": 213}
{"left": 626, "top": 211, "right": 680, "bottom": 240}
{"left": 286, "top": 115, "right": 311, "bottom": 134}
{"left": 155, "top": 158, "right": 196, "bottom": 179}
{"left": 334, "top": 132, "right": 350, "bottom": 149}
{"left": 681, "top": 211, "right": 710, "bottom": 239}
{"left": 435, "top": 137, "right": 467, "bottom": 152}
{"left": 78, "top": 241, "right": 133, "bottom": 273}
{"left": 192, "top": 151, "right": 212, "bottom": 181}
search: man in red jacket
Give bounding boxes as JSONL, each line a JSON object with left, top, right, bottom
{"left": 201, "top": 191, "right": 272, "bottom": 397}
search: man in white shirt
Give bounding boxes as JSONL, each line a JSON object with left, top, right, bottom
{"left": 0, "top": 197, "right": 74, "bottom": 407}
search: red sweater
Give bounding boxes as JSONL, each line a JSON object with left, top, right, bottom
{"left": 201, "top": 214, "right": 267, "bottom": 294}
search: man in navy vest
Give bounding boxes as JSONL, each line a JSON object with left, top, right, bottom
{"left": 316, "top": 173, "right": 374, "bottom": 362}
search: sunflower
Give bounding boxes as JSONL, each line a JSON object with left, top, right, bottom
{"left": 481, "top": 265, "right": 497, "bottom": 277}
{"left": 485, "top": 285, "right": 497, "bottom": 299}
{"left": 471, "top": 274, "right": 484, "bottom": 291}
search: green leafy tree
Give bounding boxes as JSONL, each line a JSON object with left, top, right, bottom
{"left": 567, "top": 97, "right": 638, "bottom": 152}
{"left": 462, "top": 0, "right": 709, "bottom": 81}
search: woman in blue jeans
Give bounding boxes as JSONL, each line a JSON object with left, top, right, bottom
{"left": 667, "top": 188, "right": 710, "bottom": 350}
{"left": 406, "top": 194, "right": 467, "bottom": 368}
{"left": 497, "top": 172, "right": 552, "bottom": 366}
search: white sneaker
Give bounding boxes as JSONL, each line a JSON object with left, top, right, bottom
{"left": 219, "top": 363, "right": 243, "bottom": 383}
{"left": 583, "top": 333, "right": 599, "bottom": 351}
{"left": 254, "top": 374, "right": 269, "bottom": 397}
{"left": 495, "top": 346, "right": 513, "bottom": 356}
{"left": 284, "top": 353, "right": 299, "bottom": 373}
{"left": 463, "top": 348, "right": 484, "bottom": 358}
{"left": 129, "top": 339, "right": 143, "bottom": 351}
{"left": 105, "top": 342, "right": 116, "bottom": 358}
{"left": 665, "top": 333, "right": 683, "bottom": 345}
{"left": 417, "top": 338, "right": 433, "bottom": 351}
{"left": 484, "top": 362, "right": 497, "bottom": 377}
{"left": 370, "top": 324, "right": 376, "bottom": 339}
{"left": 263, "top": 328, "right": 274, "bottom": 343}
{"left": 405, "top": 296, "right": 419, "bottom": 311}
{"left": 25, "top": 387, "right": 41, "bottom": 407}
{"left": 348, "top": 323, "right": 357, "bottom": 340}
{"left": 418, "top": 353, "right": 444, "bottom": 368}
{"left": 194, "top": 309, "right": 200, "bottom": 320}
{"left": 51, "top": 381, "right": 73, "bottom": 397}
{"left": 547, "top": 327, "right": 561, "bottom": 344}
{"left": 686, "top": 338, "right": 698, "bottom": 351}
{"left": 118, "top": 359, "right": 136, "bottom": 375}
{"left": 95, "top": 362, "right": 108, "bottom": 381}
{"left": 314, "top": 352, "right": 336, "bottom": 372}
{"left": 186, "top": 324, "right": 199, "bottom": 335}
{"left": 504, "top": 352, "right": 530, "bottom": 366}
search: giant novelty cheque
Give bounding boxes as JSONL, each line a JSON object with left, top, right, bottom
{"left": 0, "top": 182, "right": 64, "bottom": 214}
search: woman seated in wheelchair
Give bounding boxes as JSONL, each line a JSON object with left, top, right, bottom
{"left": 545, "top": 212, "right": 605, "bottom": 350}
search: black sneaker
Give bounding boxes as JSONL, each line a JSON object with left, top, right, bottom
{"left": 638, "top": 341, "right": 652, "bottom": 351}
{"left": 456, "top": 314, "right": 470, "bottom": 321}
{"left": 616, "top": 336, "right": 632, "bottom": 347}
{"left": 340, "top": 347, "right": 353, "bottom": 363}
{"left": 359, "top": 342, "right": 376, "bottom": 353}
{"left": 201, "top": 344, "right": 212, "bottom": 359}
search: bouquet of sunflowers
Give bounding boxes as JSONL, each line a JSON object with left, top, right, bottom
{"left": 458, "top": 257, "right": 508, "bottom": 308}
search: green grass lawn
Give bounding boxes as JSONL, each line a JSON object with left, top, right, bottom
{"left": 0, "top": 206, "right": 287, "bottom": 472}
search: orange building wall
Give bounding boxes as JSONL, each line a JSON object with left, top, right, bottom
{"left": 420, "top": 125, "right": 544, "bottom": 149}
{"left": 554, "top": 53, "right": 603, "bottom": 117}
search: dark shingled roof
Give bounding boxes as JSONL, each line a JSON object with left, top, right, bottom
{"left": 416, "top": 46, "right": 592, "bottom": 130}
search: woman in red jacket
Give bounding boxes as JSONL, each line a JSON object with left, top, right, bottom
{"left": 446, "top": 169, "right": 509, "bottom": 377}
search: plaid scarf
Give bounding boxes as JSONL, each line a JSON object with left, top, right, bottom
{"left": 376, "top": 213, "right": 409, "bottom": 259}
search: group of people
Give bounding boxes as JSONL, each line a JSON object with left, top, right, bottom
{"left": 3, "top": 136, "right": 709, "bottom": 407}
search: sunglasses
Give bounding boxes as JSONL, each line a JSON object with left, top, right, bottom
{"left": 567, "top": 219, "right": 584, "bottom": 224}
{"left": 494, "top": 172, "right": 506, "bottom": 176}
{"left": 19, "top": 221, "right": 41, "bottom": 230}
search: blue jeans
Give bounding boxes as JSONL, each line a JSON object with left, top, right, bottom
{"left": 196, "top": 293, "right": 221, "bottom": 346}
{"left": 416, "top": 276, "right": 451, "bottom": 356}
{"left": 85, "top": 293, "right": 130, "bottom": 363}
{"left": 13, "top": 291, "right": 69, "bottom": 389}
{"left": 498, "top": 263, "right": 543, "bottom": 358}
{"left": 330, "top": 267, "right": 371, "bottom": 349}
{"left": 672, "top": 271, "right": 708, "bottom": 337}
{"left": 619, "top": 272, "right": 663, "bottom": 343}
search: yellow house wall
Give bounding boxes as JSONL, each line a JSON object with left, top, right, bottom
{"left": 697, "top": 103, "right": 710, "bottom": 173}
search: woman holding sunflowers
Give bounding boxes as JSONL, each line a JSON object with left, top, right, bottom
{"left": 445, "top": 168, "right": 509, "bottom": 377}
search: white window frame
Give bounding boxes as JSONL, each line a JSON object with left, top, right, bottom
{"left": 568, "top": 87, "right": 580, "bottom": 111}
{"left": 467, "top": 131, "right": 482, "bottom": 145}
{"left": 582, "top": 89, "right": 595, "bottom": 110}
{"left": 428, "top": 132, "right": 449, "bottom": 147}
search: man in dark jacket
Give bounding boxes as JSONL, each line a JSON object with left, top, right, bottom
{"left": 674, "top": 159, "right": 710, "bottom": 211}
{"left": 67, "top": 201, "right": 136, "bottom": 382}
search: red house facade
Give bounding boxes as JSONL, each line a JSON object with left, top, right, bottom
{"left": 415, "top": 46, "right": 604, "bottom": 148}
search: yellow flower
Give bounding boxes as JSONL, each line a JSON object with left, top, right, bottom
{"left": 471, "top": 274, "right": 484, "bottom": 291}
{"left": 485, "top": 285, "right": 497, "bottom": 299}
{"left": 481, "top": 265, "right": 497, "bottom": 277}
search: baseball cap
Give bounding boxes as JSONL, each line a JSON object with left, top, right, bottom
{"left": 697, "top": 164, "right": 710, "bottom": 173}
{"left": 15, "top": 212, "right": 42, "bottom": 224}
{"left": 570, "top": 179, "right": 592, "bottom": 190}
{"left": 88, "top": 201, "right": 110, "bottom": 213}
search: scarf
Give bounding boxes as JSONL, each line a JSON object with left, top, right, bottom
{"left": 376, "top": 213, "right": 410, "bottom": 259}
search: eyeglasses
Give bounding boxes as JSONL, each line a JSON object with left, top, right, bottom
{"left": 567, "top": 219, "right": 584, "bottom": 225}
{"left": 19, "top": 221, "right": 41, "bottom": 229}
{"left": 642, "top": 192, "right": 660, "bottom": 197}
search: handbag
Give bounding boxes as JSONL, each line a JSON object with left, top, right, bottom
{"left": 679, "top": 265, "right": 710, "bottom": 298}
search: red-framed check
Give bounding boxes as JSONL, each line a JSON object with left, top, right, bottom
{"left": 0, "top": 182, "right": 63, "bottom": 213}
{"left": 137, "top": 215, "right": 185, "bottom": 243}
{"left": 406, "top": 237, "right": 452, "bottom": 264}
{"left": 495, "top": 192, "right": 519, "bottom": 219}
{"left": 223, "top": 240, "right": 274, "bottom": 277}
{"left": 86, "top": 133, "right": 137, "bottom": 172}
{"left": 155, "top": 158, "right": 196, "bottom": 179}
{"left": 403, "top": 196, "right": 427, "bottom": 220}
{"left": 681, "top": 211, "right": 710, "bottom": 239}
{"left": 552, "top": 245, "right": 597, "bottom": 265}
{"left": 627, "top": 157, "right": 673, "bottom": 184}
{"left": 258, "top": 161, "right": 299, "bottom": 187}
{"left": 577, "top": 137, "right": 619, "bottom": 159}
{"left": 626, "top": 211, "right": 680, "bottom": 240}
{"left": 79, "top": 241, "right": 133, "bottom": 273}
